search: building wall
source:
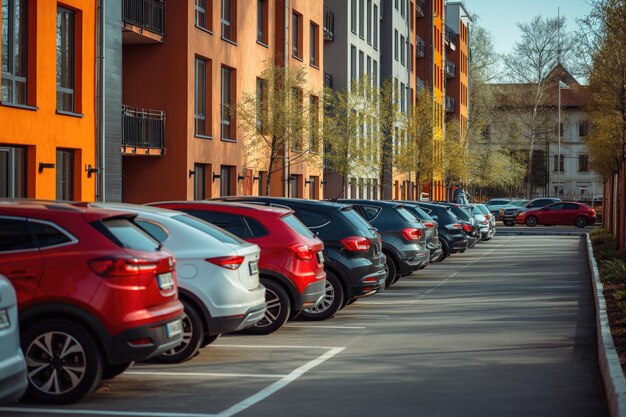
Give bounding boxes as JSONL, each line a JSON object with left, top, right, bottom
{"left": 0, "top": 0, "right": 97, "bottom": 201}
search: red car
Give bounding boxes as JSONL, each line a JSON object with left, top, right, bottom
{"left": 151, "top": 201, "right": 327, "bottom": 333}
{"left": 0, "top": 201, "right": 184, "bottom": 403}
{"left": 516, "top": 202, "right": 596, "bottom": 228}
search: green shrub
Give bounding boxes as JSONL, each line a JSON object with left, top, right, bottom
{"left": 601, "top": 259, "right": 626, "bottom": 283}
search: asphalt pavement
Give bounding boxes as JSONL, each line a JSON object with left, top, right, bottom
{"left": 1, "top": 233, "right": 609, "bottom": 417}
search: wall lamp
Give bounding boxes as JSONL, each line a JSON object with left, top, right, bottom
{"left": 85, "top": 164, "right": 100, "bottom": 179}
{"left": 253, "top": 176, "right": 260, "bottom": 182}
{"left": 304, "top": 177, "right": 315, "bottom": 186}
{"left": 212, "top": 173, "right": 221, "bottom": 181}
{"left": 237, "top": 174, "right": 246, "bottom": 181}
{"left": 188, "top": 169, "right": 195, "bottom": 177}
{"left": 38, "top": 162, "right": 55, "bottom": 173}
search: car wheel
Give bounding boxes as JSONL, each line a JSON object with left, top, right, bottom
{"left": 21, "top": 319, "right": 103, "bottom": 404}
{"left": 439, "top": 238, "right": 450, "bottom": 259}
{"left": 155, "top": 302, "right": 203, "bottom": 363}
{"left": 101, "top": 362, "right": 133, "bottom": 380}
{"left": 575, "top": 216, "right": 588, "bottom": 228}
{"left": 384, "top": 254, "right": 398, "bottom": 288}
{"left": 525, "top": 216, "right": 538, "bottom": 227}
{"left": 503, "top": 220, "right": 515, "bottom": 226}
{"left": 299, "top": 272, "right": 344, "bottom": 321}
{"left": 200, "top": 334, "right": 219, "bottom": 348}
{"left": 246, "top": 279, "right": 290, "bottom": 335}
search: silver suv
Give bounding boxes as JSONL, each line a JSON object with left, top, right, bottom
{"left": 0, "top": 274, "right": 27, "bottom": 404}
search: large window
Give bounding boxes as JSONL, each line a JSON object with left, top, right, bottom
{"left": 350, "top": 45, "right": 357, "bottom": 82}
{"left": 394, "top": 30, "right": 398, "bottom": 61}
{"left": 256, "top": 78, "right": 265, "bottom": 132}
{"left": 366, "top": 0, "right": 372, "bottom": 44}
{"left": 309, "top": 95, "right": 319, "bottom": 152}
{"left": 195, "top": 0, "right": 211, "bottom": 31}
{"left": 310, "top": 22, "right": 319, "bottom": 67}
{"left": 56, "top": 149, "right": 74, "bottom": 201}
{"left": 56, "top": 7, "right": 75, "bottom": 113}
{"left": 579, "top": 121, "right": 588, "bottom": 137}
{"left": 257, "top": 0, "right": 267, "bottom": 44}
{"left": 193, "top": 163, "right": 210, "bottom": 199}
{"left": 358, "top": 0, "right": 364, "bottom": 39}
{"left": 221, "top": 0, "right": 235, "bottom": 42}
{"left": 0, "top": 146, "right": 26, "bottom": 198}
{"left": 578, "top": 154, "right": 589, "bottom": 172}
{"left": 553, "top": 154, "right": 564, "bottom": 172}
{"left": 400, "top": 35, "right": 405, "bottom": 65}
{"left": 220, "top": 165, "right": 234, "bottom": 196}
{"left": 292, "top": 12, "right": 302, "bottom": 59}
{"left": 350, "top": 0, "right": 356, "bottom": 33}
{"left": 373, "top": 4, "right": 378, "bottom": 50}
{"left": 359, "top": 51, "right": 364, "bottom": 78}
{"left": 194, "top": 57, "right": 211, "bottom": 137}
{"left": 221, "top": 66, "right": 235, "bottom": 141}
{"left": 1, "top": 0, "right": 28, "bottom": 105}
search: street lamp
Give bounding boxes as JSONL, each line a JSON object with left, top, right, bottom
{"left": 557, "top": 79, "right": 569, "bottom": 197}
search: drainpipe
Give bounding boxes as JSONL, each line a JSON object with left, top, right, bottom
{"left": 430, "top": 0, "right": 435, "bottom": 199}
{"left": 282, "top": 0, "right": 289, "bottom": 197}
{"left": 96, "top": 0, "right": 106, "bottom": 202}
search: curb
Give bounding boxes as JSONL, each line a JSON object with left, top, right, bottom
{"left": 497, "top": 231, "right": 587, "bottom": 236}
{"left": 586, "top": 234, "right": 626, "bottom": 417}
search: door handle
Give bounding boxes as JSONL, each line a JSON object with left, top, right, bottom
{"left": 8, "top": 270, "right": 37, "bottom": 280}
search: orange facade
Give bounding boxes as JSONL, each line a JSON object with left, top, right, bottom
{"left": 0, "top": 0, "right": 96, "bottom": 200}
{"left": 122, "top": 0, "right": 323, "bottom": 203}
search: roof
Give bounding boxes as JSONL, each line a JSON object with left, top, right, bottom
{"left": 211, "top": 197, "right": 351, "bottom": 210}
{"left": 151, "top": 200, "right": 292, "bottom": 216}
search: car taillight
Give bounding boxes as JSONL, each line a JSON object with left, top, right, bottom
{"left": 401, "top": 228, "right": 421, "bottom": 241}
{"left": 206, "top": 256, "right": 244, "bottom": 270}
{"left": 445, "top": 223, "right": 462, "bottom": 230}
{"left": 89, "top": 258, "right": 159, "bottom": 277}
{"left": 423, "top": 221, "right": 436, "bottom": 228}
{"left": 462, "top": 224, "right": 472, "bottom": 232}
{"left": 289, "top": 244, "right": 314, "bottom": 260}
{"left": 341, "top": 236, "right": 371, "bottom": 251}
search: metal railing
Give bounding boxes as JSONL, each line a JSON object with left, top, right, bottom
{"left": 445, "top": 59, "right": 456, "bottom": 78}
{"left": 445, "top": 96, "right": 455, "bottom": 113}
{"left": 415, "top": 0, "right": 425, "bottom": 17}
{"left": 122, "top": 105, "right": 165, "bottom": 150}
{"left": 122, "top": 0, "right": 166, "bottom": 36}
{"left": 416, "top": 36, "right": 425, "bottom": 58}
{"left": 324, "top": 72, "right": 334, "bottom": 89}
{"left": 324, "top": 6, "right": 334, "bottom": 41}
{"left": 444, "top": 24, "right": 456, "bottom": 49}
{"left": 416, "top": 77, "right": 426, "bottom": 92}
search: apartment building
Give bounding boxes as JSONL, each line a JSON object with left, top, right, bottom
{"left": 0, "top": 0, "right": 97, "bottom": 200}
{"left": 322, "top": 0, "right": 381, "bottom": 199}
{"left": 99, "top": 0, "right": 324, "bottom": 203}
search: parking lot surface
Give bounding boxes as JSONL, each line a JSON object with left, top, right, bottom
{"left": 1, "top": 234, "right": 609, "bottom": 417}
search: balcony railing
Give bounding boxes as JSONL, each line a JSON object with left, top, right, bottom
{"left": 444, "top": 24, "right": 456, "bottom": 50}
{"left": 416, "top": 78, "right": 426, "bottom": 93}
{"left": 122, "top": 0, "right": 166, "bottom": 37}
{"left": 122, "top": 105, "right": 165, "bottom": 154}
{"left": 445, "top": 96, "right": 455, "bottom": 113}
{"left": 416, "top": 36, "right": 425, "bottom": 58}
{"left": 324, "top": 72, "right": 334, "bottom": 89}
{"left": 445, "top": 59, "right": 456, "bottom": 78}
{"left": 324, "top": 6, "right": 335, "bottom": 41}
{"left": 415, "top": 0, "right": 425, "bottom": 17}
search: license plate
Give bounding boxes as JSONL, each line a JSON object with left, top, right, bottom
{"left": 166, "top": 319, "right": 182, "bottom": 339}
{"left": 317, "top": 251, "right": 325, "bottom": 264}
{"left": 158, "top": 272, "right": 174, "bottom": 290}
{"left": 0, "top": 309, "right": 9, "bottom": 330}
{"left": 249, "top": 260, "right": 259, "bottom": 275}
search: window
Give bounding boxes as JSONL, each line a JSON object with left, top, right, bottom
{"left": 367, "top": 0, "right": 372, "bottom": 44}
{"left": 221, "top": 66, "right": 235, "bottom": 141}
{"left": 221, "top": 0, "right": 235, "bottom": 42}
{"left": 136, "top": 220, "right": 169, "bottom": 244}
{"left": 0, "top": 218, "right": 35, "bottom": 252}
{"left": 294, "top": 209, "right": 331, "bottom": 229}
{"left": 372, "top": 60, "right": 378, "bottom": 87}
{"left": 289, "top": 174, "right": 301, "bottom": 198}
{"left": 360, "top": 205, "right": 381, "bottom": 221}
{"left": 401, "top": 0, "right": 405, "bottom": 16}
{"left": 309, "top": 95, "right": 319, "bottom": 152}
{"left": 29, "top": 221, "right": 72, "bottom": 248}
{"left": 400, "top": 82, "right": 405, "bottom": 113}
{"left": 310, "top": 22, "right": 319, "bottom": 67}
{"left": 193, "top": 163, "right": 210, "bottom": 200}
{"left": 56, "top": 149, "right": 74, "bottom": 201}
{"left": 0, "top": 146, "right": 26, "bottom": 198}
{"left": 220, "top": 165, "right": 233, "bottom": 196}
{"left": 553, "top": 154, "right": 564, "bottom": 172}
{"left": 578, "top": 154, "right": 589, "bottom": 172}
{"left": 373, "top": 4, "right": 378, "bottom": 50}
{"left": 359, "top": 0, "right": 364, "bottom": 38}
{"left": 56, "top": 7, "right": 75, "bottom": 113}
{"left": 292, "top": 12, "right": 302, "bottom": 59}
{"left": 195, "top": 0, "right": 211, "bottom": 31}
{"left": 394, "top": 30, "right": 398, "bottom": 61}
{"left": 400, "top": 35, "right": 405, "bottom": 65}
{"left": 1, "top": 0, "right": 28, "bottom": 105}
{"left": 195, "top": 57, "right": 211, "bottom": 137}
{"left": 291, "top": 88, "right": 304, "bottom": 150}
{"left": 351, "top": 0, "right": 356, "bottom": 33}
{"left": 100, "top": 218, "right": 158, "bottom": 252}
{"left": 257, "top": 0, "right": 267, "bottom": 44}
{"left": 579, "top": 121, "right": 588, "bottom": 137}
{"left": 257, "top": 171, "right": 267, "bottom": 196}
{"left": 556, "top": 122, "right": 564, "bottom": 137}
{"left": 395, "top": 0, "right": 399, "bottom": 9}
{"left": 350, "top": 45, "right": 357, "bottom": 81}
{"left": 175, "top": 214, "right": 244, "bottom": 245}
{"left": 188, "top": 211, "right": 253, "bottom": 239}
{"left": 281, "top": 213, "right": 315, "bottom": 238}
{"left": 359, "top": 51, "right": 364, "bottom": 78}
{"left": 256, "top": 78, "right": 265, "bottom": 132}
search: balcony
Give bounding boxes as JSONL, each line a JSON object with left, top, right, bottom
{"left": 416, "top": 36, "right": 425, "bottom": 58}
{"left": 122, "top": 0, "right": 165, "bottom": 44}
{"left": 122, "top": 105, "right": 165, "bottom": 156}
{"left": 445, "top": 59, "right": 456, "bottom": 78}
{"left": 416, "top": 77, "right": 426, "bottom": 93}
{"left": 324, "top": 72, "right": 334, "bottom": 89}
{"left": 415, "top": 0, "right": 425, "bottom": 17}
{"left": 324, "top": 6, "right": 334, "bottom": 42}
{"left": 445, "top": 96, "right": 455, "bottom": 113}
{"left": 444, "top": 24, "right": 456, "bottom": 51}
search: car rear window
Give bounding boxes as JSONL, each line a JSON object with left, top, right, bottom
{"left": 281, "top": 213, "right": 315, "bottom": 238}
{"left": 295, "top": 209, "right": 332, "bottom": 229}
{"left": 360, "top": 206, "right": 382, "bottom": 222}
{"left": 136, "top": 220, "right": 169, "bottom": 243}
{"left": 101, "top": 218, "right": 158, "bottom": 252}
{"left": 476, "top": 205, "right": 490, "bottom": 215}
{"left": 340, "top": 207, "right": 376, "bottom": 236}
{"left": 173, "top": 214, "right": 244, "bottom": 245}
{"left": 396, "top": 207, "right": 418, "bottom": 223}
{"left": 0, "top": 218, "right": 36, "bottom": 252}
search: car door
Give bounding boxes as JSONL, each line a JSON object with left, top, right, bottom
{"left": 541, "top": 203, "right": 564, "bottom": 223}
{"left": 560, "top": 203, "right": 581, "bottom": 224}
{"left": 0, "top": 217, "right": 44, "bottom": 307}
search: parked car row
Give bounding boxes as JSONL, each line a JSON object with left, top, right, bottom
{"left": 485, "top": 197, "right": 596, "bottom": 228}
{"left": 0, "top": 197, "right": 496, "bottom": 405}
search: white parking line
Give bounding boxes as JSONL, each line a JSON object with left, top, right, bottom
{"left": 214, "top": 344, "right": 340, "bottom": 349}
{"left": 284, "top": 325, "right": 367, "bottom": 330}
{"left": 0, "top": 407, "right": 217, "bottom": 417}
{"left": 125, "top": 371, "right": 287, "bottom": 378}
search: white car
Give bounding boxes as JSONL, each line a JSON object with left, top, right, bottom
{"left": 0, "top": 274, "right": 27, "bottom": 404}
{"left": 93, "top": 203, "right": 266, "bottom": 363}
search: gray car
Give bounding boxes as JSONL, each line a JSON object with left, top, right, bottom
{"left": 0, "top": 274, "right": 27, "bottom": 404}
{"left": 473, "top": 204, "right": 496, "bottom": 241}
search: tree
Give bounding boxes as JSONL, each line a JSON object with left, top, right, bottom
{"left": 378, "top": 78, "right": 403, "bottom": 199}
{"left": 323, "top": 76, "right": 379, "bottom": 198}
{"left": 502, "top": 15, "right": 575, "bottom": 198}
{"left": 235, "top": 60, "right": 320, "bottom": 196}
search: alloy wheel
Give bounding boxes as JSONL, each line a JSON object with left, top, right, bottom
{"left": 161, "top": 312, "right": 193, "bottom": 357}
{"left": 305, "top": 280, "right": 335, "bottom": 314}
{"left": 256, "top": 287, "right": 282, "bottom": 328}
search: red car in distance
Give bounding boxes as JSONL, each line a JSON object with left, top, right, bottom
{"left": 516, "top": 202, "right": 596, "bottom": 228}
{"left": 0, "top": 201, "right": 184, "bottom": 404}
{"left": 150, "top": 201, "right": 327, "bottom": 333}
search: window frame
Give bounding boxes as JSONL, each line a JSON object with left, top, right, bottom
{"left": 194, "top": 57, "right": 212, "bottom": 138}
{"left": 221, "top": 0, "right": 236, "bottom": 43}
{"left": 256, "top": 0, "right": 268, "bottom": 45}
{"left": 55, "top": 148, "right": 75, "bottom": 201}
{"left": 56, "top": 6, "right": 76, "bottom": 114}
{"left": 1, "top": 0, "right": 29, "bottom": 106}
{"left": 195, "top": 0, "right": 212, "bottom": 32}
{"left": 292, "top": 11, "right": 303, "bottom": 60}
{"left": 309, "top": 21, "right": 319, "bottom": 68}
{"left": 220, "top": 66, "right": 236, "bottom": 142}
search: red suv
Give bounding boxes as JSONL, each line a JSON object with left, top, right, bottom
{"left": 0, "top": 201, "right": 184, "bottom": 404}
{"left": 151, "top": 201, "right": 327, "bottom": 333}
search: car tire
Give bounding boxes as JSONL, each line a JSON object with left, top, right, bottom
{"left": 154, "top": 302, "right": 204, "bottom": 363}
{"left": 439, "top": 238, "right": 450, "bottom": 259}
{"left": 300, "top": 272, "right": 344, "bottom": 321}
{"left": 200, "top": 334, "right": 219, "bottom": 348}
{"left": 503, "top": 220, "right": 515, "bottom": 226}
{"left": 384, "top": 254, "right": 398, "bottom": 288}
{"left": 21, "top": 319, "right": 104, "bottom": 404}
{"left": 525, "top": 216, "right": 538, "bottom": 227}
{"left": 101, "top": 362, "right": 133, "bottom": 380}
{"left": 245, "top": 279, "right": 290, "bottom": 335}
{"left": 575, "top": 216, "right": 588, "bottom": 228}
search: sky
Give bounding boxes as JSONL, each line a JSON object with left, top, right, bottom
{"left": 465, "top": 0, "right": 594, "bottom": 56}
